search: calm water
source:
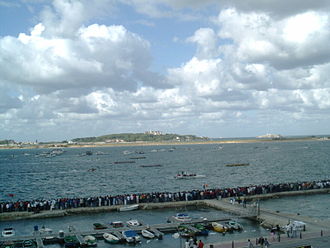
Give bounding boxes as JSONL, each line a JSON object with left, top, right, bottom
{"left": 1, "top": 140, "right": 330, "bottom": 247}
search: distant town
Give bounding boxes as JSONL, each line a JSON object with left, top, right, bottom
{"left": 0, "top": 131, "right": 329, "bottom": 149}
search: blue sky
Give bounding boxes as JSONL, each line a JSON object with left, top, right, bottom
{"left": 1, "top": 0, "right": 330, "bottom": 141}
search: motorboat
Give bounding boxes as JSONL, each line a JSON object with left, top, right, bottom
{"left": 225, "top": 220, "right": 243, "bottom": 231}
{"left": 169, "top": 213, "right": 192, "bottom": 222}
{"left": 23, "top": 240, "right": 36, "bottom": 248}
{"left": 194, "top": 223, "right": 209, "bottom": 236}
{"left": 141, "top": 229, "right": 155, "bottom": 239}
{"left": 212, "top": 222, "right": 227, "bottom": 233}
{"left": 121, "top": 230, "right": 141, "bottom": 243}
{"left": 126, "top": 219, "right": 140, "bottom": 227}
{"left": 39, "top": 226, "right": 53, "bottom": 234}
{"left": 2, "top": 227, "right": 15, "bottom": 237}
{"left": 103, "top": 233, "right": 120, "bottom": 244}
{"left": 83, "top": 235, "right": 97, "bottom": 247}
{"left": 174, "top": 172, "right": 206, "bottom": 179}
{"left": 93, "top": 223, "right": 107, "bottom": 230}
{"left": 64, "top": 235, "right": 80, "bottom": 248}
{"left": 110, "top": 221, "right": 124, "bottom": 228}
{"left": 119, "top": 204, "right": 139, "bottom": 212}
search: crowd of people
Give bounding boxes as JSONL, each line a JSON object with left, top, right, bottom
{"left": 1, "top": 179, "right": 329, "bottom": 213}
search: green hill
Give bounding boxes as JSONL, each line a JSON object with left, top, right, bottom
{"left": 71, "top": 133, "right": 208, "bottom": 143}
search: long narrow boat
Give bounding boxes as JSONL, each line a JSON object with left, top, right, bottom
{"left": 118, "top": 204, "right": 139, "bottom": 212}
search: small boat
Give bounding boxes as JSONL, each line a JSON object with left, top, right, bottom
{"left": 140, "top": 164, "right": 162, "bottom": 167}
{"left": 126, "top": 219, "right": 140, "bottom": 227}
{"left": 93, "top": 223, "right": 107, "bottom": 230}
{"left": 83, "top": 235, "right": 97, "bottom": 247}
{"left": 129, "top": 156, "right": 146, "bottom": 159}
{"left": 39, "top": 226, "right": 53, "bottom": 234}
{"left": 225, "top": 220, "right": 243, "bottom": 230}
{"left": 122, "top": 230, "right": 141, "bottom": 243}
{"left": 110, "top": 221, "right": 124, "bottom": 228}
{"left": 194, "top": 224, "right": 209, "bottom": 236}
{"left": 225, "top": 163, "right": 250, "bottom": 167}
{"left": 174, "top": 172, "right": 206, "bottom": 179}
{"left": 212, "top": 222, "right": 227, "bottom": 233}
{"left": 23, "top": 240, "right": 36, "bottom": 248}
{"left": 113, "top": 161, "right": 136, "bottom": 164}
{"left": 178, "top": 225, "right": 195, "bottom": 238}
{"left": 103, "top": 233, "right": 120, "bottom": 244}
{"left": 64, "top": 235, "right": 80, "bottom": 248}
{"left": 171, "top": 213, "right": 192, "bottom": 222}
{"left": 141, "top": 229, "right": 155, "bottom": 239}
{"left": 119, "top": 204, "right": 139, "bottom": 212}
{"left": 2, "top": 228, "right": 15, "bottom": 237}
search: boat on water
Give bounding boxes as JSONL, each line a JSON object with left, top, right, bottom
{"left": 22, "top": 240, "right": 36, "bottom": 248}
{"left": 140, "top": 164, "right": 162, "bottom": 168}
{"left": 212, "top": 222, "right": 228, "bottom": 233}
{"left": 224, "top": 220, "right": 243, "bottom": 231}
{"left": 2, "top": 228, "right": 15, "bottom": 237}
{"left": 126, "top": 219, "right": 140, "bottom": 227}
{"left": 141, "top": 229, "right": 155, "bottom": 239}
{"left": 194, "top": 223, "right": 209, "bottom": 236}
{"left": 119, "top": 204, "right": 139, "bottom": 212}
{"left": 174, "top": 172, "right": 206, "bottom": 179}
{"left": 93, "top": 223, "right": 107, "bottom": 230}
{"left": 110, "top": 221, "right": 124, "bottom": 228}
{"left": 178, "top": 225, "right": 195, "bottom": 238}
{"left": 225, "top": 163, "right": 250, "bottom": 167}
{"left": 83, "top": 235, "right": 97, "bottom": 247}
{"left": 121, "top": 230, "right": 141, "bottom": 243}
{"left": 168, "top": 213, "right": 192, "bottom": 223}
{"left": 64, "top": 235, "right": 80, "bottom": 248}
{"left": 103, "top": 233, "right": 120, "bottom": 244}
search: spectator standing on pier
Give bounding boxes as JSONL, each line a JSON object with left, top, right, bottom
{"left": 247, "top": 239, "right": 254, "bottom": 248}
{"left": 264, "top": 238, "right": 270, "bottom": 248}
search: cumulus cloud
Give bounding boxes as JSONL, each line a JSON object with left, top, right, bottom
{"left": 1, "top": 0, "right": 330, "bottom": 141}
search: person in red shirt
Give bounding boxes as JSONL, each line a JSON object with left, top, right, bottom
{"left": 198, "top": 240, "right": 204, "bottom": 248}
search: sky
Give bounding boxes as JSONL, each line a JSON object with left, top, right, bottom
{"left": 1, "top": 0, "right": 330, "bottom": 141}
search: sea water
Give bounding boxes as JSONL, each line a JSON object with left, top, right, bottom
{"left": 1, "top": 140, "right": 330, "bottom": 246}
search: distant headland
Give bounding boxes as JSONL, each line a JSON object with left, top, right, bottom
{"left": 0, "top": 132, "right": 329, "bottom": 149}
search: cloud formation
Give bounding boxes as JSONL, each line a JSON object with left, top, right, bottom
{"left": 0, "top": 0, "right": 330, "bottom": 141}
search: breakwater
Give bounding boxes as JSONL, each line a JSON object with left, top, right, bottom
{"left": 1, "top": 179, "right": 329, "bottom": 215}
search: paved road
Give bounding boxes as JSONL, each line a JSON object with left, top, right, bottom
{"left": 205, "top": 231, "right": 329, "bottom": 248}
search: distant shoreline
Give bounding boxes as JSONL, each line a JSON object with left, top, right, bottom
{"left": 0, "top": 137, "right": 328, "bottom": 150}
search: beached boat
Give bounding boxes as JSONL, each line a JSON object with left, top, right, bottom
{"left": 83, "top": 235, "right": 97, "bottom": 247}
{"left": 103, "top": 233, "right": 119, "bottom": 244}
{"left": 126, "top": 219, "right": 140, "bottom": 227}
{"left": 174, "top": 172, "right": 206, "bottom": 179}
{"left": 119, "top": 204, "right": 139, "bottom": 212}
{"left": 121, "top": 230, "right": 141, "bottom": 243}
{"left": 212, "top": 222, "right": 227, "bottom": 233}
{"left": 2, "top": 228, "right": 15, "bottom": 237}
{"left": 141, "top": 229, "right": 155, "bottom": 239}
